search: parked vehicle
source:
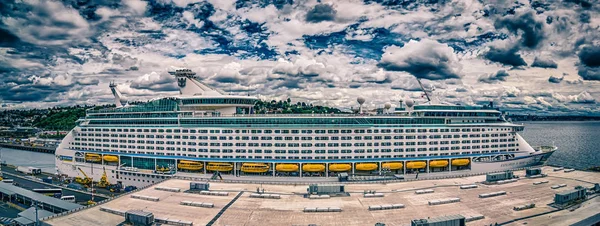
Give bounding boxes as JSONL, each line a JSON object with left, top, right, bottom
{"left": 15, "top": 166, "right": 42, "bottom": 175}
{"left": 60, "top": 195, "right": 76, "bottom": 203}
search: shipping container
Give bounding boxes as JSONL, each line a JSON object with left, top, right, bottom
{"left": 190, "top": 182, "right": 210, "bottom": 191}
{"left": 486, "top": 171, "right": 514, "bottom": 182}
{"left": 526, "top": 168, "right": 542, "bottom": 177}
{"left": 308, "top": 184, "right": 345, "bottom": 195}
{"left": 125, "top": 210, "right": 154, "bottom": 226}
{"left": 411, "top": 214, "right": 466, "bottom": 226}
{"left": 554, "top": 188, "right": 587, "bottom": 205}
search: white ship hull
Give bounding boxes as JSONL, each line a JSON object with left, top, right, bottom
{"left": 56, "top": 144, "right": 554, "bottom": 188}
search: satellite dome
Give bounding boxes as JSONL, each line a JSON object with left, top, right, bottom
{"left": 405, "top": 98, "right": 414, "bottom": 107}
{"left": 357, "top": 97, "right": 366, "bottom": 105}
{"left": 384, "top": 102, "right": 392, "bottom": 109}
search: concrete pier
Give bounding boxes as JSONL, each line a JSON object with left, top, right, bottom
{"left": 44, "top": 166, "right": 600, "bottom": 226}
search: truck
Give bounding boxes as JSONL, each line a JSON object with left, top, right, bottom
{"left": 15, "top": 166, "right": 42, "bottom": 175}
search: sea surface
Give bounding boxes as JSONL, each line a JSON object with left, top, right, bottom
{"left": 0, "top": 121, "right": 598, "bottom": 172}
{"left": 519, "top": 121, "right": 600, "bottom": 170}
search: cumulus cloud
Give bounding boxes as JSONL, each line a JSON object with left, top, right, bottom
{"left": 531, "top": 57, "right": 558, "bottom": 68}
{"left": 130, "top": 71, "right": 178, "bottom": 91}
{"left": 479, "top": 70, "right": 510, "bottom": 83}
{"left": 378, "top": 39, "right": 462, "bottom": 80}
{"left": 306, "top": 4, "right": 337, "bottom": 23}
{"left": 0, "top": 0, "right": 91, "bottom": 46}
{"left": 569, "top": 91, "right": 596, "bottom": 104}
{"left": 0, "top": 0, "right": 599, "bottom": 114}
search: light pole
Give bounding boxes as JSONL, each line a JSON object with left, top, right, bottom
{"left": 32, "top": 199, "right": 39, "bottom": 226}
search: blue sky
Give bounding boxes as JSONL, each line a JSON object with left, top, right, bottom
{"left": 0, "top": 0, "right": 599, "bottom": 115}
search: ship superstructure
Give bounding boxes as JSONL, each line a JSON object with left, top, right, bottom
{"left": 55, "top": 68, "right": 555, "bottom": 187}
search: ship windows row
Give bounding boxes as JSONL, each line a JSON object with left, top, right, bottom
{"left": 79, "top": 127, "right": 515, "bottom": 134}
{"left": 76, "top": 133, "right": 514, "bottom": 141}
{"left": 77, "top": 150, "right": 515, "bottom": 160}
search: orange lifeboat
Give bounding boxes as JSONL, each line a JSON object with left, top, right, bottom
{"left": 451, "top": 159, "right": 470, "bottom": 166}
{"left": 356, "top": 163, "right": 378, "bottom": 171}
{"left": 406, "top": 161, "right": 426, "bottom": 169}
{"left": 382, "top": 162, "right": 403, "bottom": 170}
{"left": 302, "top": 164, "right": 325, "bottom": 172}
{"left": 328, "top": 163, "right": 351, "bottom": 172}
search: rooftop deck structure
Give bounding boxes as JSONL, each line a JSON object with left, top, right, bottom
{"left": 44, "top": 166, "right": 600, "bottom": 226}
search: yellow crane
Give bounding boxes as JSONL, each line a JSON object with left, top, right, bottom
{"left": 75, "top": 167, "right": 92, "bottom": 187}
{"left": 96, "top": 167, "right": 110, "bottom": 188}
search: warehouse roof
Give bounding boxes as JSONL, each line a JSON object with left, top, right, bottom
{"left": 0, "top": 183, "right": 82, "bottom": 211}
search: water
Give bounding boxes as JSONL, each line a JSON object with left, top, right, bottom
{"left": 0, "top": 147, "right": 56, "bottom": 173}
{"left": 0, "top": 121, "right": 598, "bottom": 172}
{"left": 520, "top": 121, "right": 600, "bottom": 170}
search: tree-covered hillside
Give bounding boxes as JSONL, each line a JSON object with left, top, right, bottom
{"left": 253, "top": 98, "right": 342, "bottom": 114}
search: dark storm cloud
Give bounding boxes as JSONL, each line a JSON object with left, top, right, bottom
{"left": 306, "top": 4, "right": 336, "bottom": 23}
{"left": 495, "top": 11, "right": 545, "bottom": 49}
{"left": 531, "top": 57, "right": 557, "bottom": 68}
{"left": 483, "top": 46, "right": 527, "bottom": 67}
{"left": 548, "top": 75, "right": 563, "bottom": 83}
{"left": 0, "top": 28, "right": 21, "bottom": 46}
{"left": 479, "top": 70, "right": 510, "bottom": 83}
{"left": 564, "top": 0, "right": 593, "bottom": 9}
{"left": 577, "top": 45, "right": 600, "bottom": 80}
{"left": 213, "top": 74, "right": 242, "bottom": 84}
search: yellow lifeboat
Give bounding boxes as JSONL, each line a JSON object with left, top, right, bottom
{"left": 178, "top": 160, "right": 203, "bottom": 171}
{"left": 382, "top": 162, "right": 403, "bottom": 170}
{"left": 302, "top": 164, "right": 325, "bottom": 172}
{"left": 429, "top": 160, "right": 449, "bottom": 168}
{"left": 451, "top": 159, "right": 470, "bottom": 166}
{"left": 206, "top": 162, "right": 233, "bottom": 172}
{"left": 85, "top": 153, "right": 101, "bottom": 162}
{"left": 241, "top": 163, "right": 270, "bottom": 173}
{"left": 276, "top": 164, "right": 299, "bottom": 172}
{"left": 329, "top": 163, "right": 351, "bottom": 172}
{"left": 156, "top": 166, "right": 170, "bottom": 172}
{"left": 356, "top": 163, "right": 378, "bottom": 171}
{"left": 406, "top": 161, "right": 427, "bottom": 169}
{"left": 103, "top": 155, "right": 118, "bottom": 162}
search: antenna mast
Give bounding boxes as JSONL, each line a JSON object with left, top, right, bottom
{"left": 416, "top": 78, "right": 431, "bottom": 102}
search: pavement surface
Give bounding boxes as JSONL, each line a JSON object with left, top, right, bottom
{"left": 44, "top": 166, "right": 600, "bottom": 226}
{"left": 1, "top": 165, "right": 109, "bottom": 204}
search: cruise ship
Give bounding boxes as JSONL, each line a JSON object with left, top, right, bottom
{"left": 55, "top": 68, "right": 556, "bottom": 187}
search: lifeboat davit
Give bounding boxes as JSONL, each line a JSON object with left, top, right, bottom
{"left": 302, "top": 164, "right": 325, "bottom": 172}
{"left": 329, "top": 163, "right": 351, "bottom": 172}
{"left": 85, "top": 153, "right": 101, "bottom": 162}
{"left": 206, "top": 162, "right": 233, "bottom": 172}
{"left": 382, "top": 162, "right": 403, "bottom": 170}
{"left": 406, "top": 161, "right": 426, "bottom": 169}
{"left": 429, "top": 160, "right": 449, "bottom": 168}
{"left": 241, "top": 163, "right": 270, "bottom": 173}
{"left": 276, "top": 164, "right": 299, "bottom": 172}
{"left": 356, "top": 163, "right": 378, "bottom": 171}
{"left": 451, "top": 159, "right": 470, "bottom": 166}
{"left": 178, "top": 160, "right": 203, "bottom": 171}
{"left": 103, "top": 155, "right": 118, "bottom": 162}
